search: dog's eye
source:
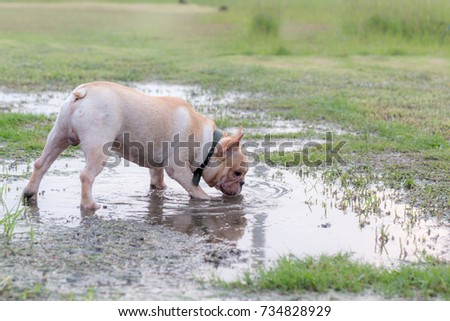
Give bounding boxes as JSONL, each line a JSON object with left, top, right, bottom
{"left": 234, "top": 171, "right": 242, "bottom": 177}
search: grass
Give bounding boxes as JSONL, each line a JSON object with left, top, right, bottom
{"left": 0, "top": 187, "right": 26, "bottom": 243}
{"left": 0, "top": 0, "right": 449, "bottom": 90}
{"left": 0, "top": 0, "right": 448, "bottom": 299}
{"left": 0, "top": 277, "right": 95, "bottom": 300}
{"left": 222, "top": 253, "right": 450, "bottom": 299}
{"left": 0, "top": 113, "right": 54, "bottom": 160}
{"left": 0, "top": 184, "right": 34, "bottom": 246}
{"left": 0, "top": 277, "right": 48, "bottom": 300}
{"left": 0, "top": 113, "right": 79, "bottom": 160}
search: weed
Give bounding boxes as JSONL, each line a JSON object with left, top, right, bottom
{"left": 81, "top": 287, "right": 96, "bottom": 301}
{"left": 0, "top": 186, "right": 27, "bottom": 243}
{"left": 20, "top": 282, "right": 47, "bottom": 300}
{"left": 0, "top": 276, "right": 48, "bottom": 300}
{"left": 275, "top": 46, "right": 291, "bottom": 56}
{"left": 250, "top": 12, "right": 280, "bottom": 37}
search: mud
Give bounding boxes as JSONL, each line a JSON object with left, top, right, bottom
{"left": 0, "top": 84, "right": 448, "bottom": 300}
{"left": 1, "top": 157, "right": 448, "bottom": 300}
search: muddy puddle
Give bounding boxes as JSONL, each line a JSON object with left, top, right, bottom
{"left": 0, "top": 83, "right": 449, "bottom": 299}
{"left": 1, "top": 157, "right": 448, "bottom": 300}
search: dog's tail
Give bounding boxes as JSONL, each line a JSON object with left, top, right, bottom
{"left": 56, "top": 85, "right": 89, "bottom": 146}
{"left": 57, "top": 85, "right": 87, "bottom": 116}
{"left": 71, "top": 85, "right": 87, "bottom": 102}
{"left": 56, "top": 84, "right": 88, "bottom": 123}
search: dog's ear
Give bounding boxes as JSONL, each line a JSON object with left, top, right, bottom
{"left": 227, "top": 127, "right": 243, "bottom": 151}
{"left": 216, "top": 128, "right": 244, "bottom": 158}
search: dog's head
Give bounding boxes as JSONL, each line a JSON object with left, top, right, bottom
{"left": 203, "top": 128, "right": 248, "bottom": 197}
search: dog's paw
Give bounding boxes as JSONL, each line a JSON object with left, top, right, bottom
{"left": 150, "top": 183, "right": 167, "bottom": 190}
{"left": 22, "top": 190, "right": 38, "bottom": 205}
{"left": 80, "top": 202, "right": 100, "bottom": 211}
{"left": 190, "top": 194, "right": 211, "bottom": 201}
{"left": 23, "top": 189, "right": 35, "bottom": 198}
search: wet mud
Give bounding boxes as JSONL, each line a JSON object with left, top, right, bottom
{"left": 1, "top": 158, "right": 448, "bottom": 299}
{"left": 0, "top": 83, "right": 448, "bottom": 300}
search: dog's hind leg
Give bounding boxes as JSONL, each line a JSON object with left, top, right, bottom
{"left": 23, "top": 125, "right": 70, "bottom": 205}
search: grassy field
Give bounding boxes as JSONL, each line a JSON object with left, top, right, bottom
{"left": 0, "top": 0, "right": 449, "bottom": 89}
{"left": 0, "top": 0, "right": 449, "bottom": 298}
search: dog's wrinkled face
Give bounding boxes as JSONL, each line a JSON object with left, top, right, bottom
{"left": 203, "top": 129, "right": 248, "bottom": 197}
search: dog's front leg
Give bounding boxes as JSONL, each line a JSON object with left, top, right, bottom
{"left": 188, "top": 186, "right": 210, "bottom": 200}
{"left": 149, "top": 167, "right": 167, "bottom": 190}
{"left": 165, "top": 166, "right": 210, "bottom": 200}
{"left": 79, "top": 147, "right": 108, "bottom": 211}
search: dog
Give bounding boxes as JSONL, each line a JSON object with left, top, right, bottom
{"left": 23, "top": 81, "right": 248, "bottom": 211}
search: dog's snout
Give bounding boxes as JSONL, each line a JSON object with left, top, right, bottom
{"left": 240, "top": 181, "right": 245, "bottom": 187}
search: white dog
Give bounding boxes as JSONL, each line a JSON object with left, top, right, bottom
{"left": 23, "top": 82, "right": 248, "bottom": 211}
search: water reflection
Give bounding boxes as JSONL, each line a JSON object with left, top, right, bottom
{"left": 145, "top": 190, "right": 247, "bottom": 243}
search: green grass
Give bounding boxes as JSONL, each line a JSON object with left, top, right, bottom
{"left": 0, "top": 0, "right": 449, "bottom": 90}
{"left": 0, "top": 187, "right": 27, "bottom": 243}
{"left": 0, "top": 113, "right": 80, "bottom": 160}
{"left": 0, "top": 184, "right": 35, "bottom": 249}
{"left": 224, "top": 254, "right": 450, "bottom": 299}
{"left": 0, "top": 113, "right": 54, "bottom": 159}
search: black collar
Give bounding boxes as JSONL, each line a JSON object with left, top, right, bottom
{"left": 192, "top": 129, "right": 223, "bottom": 186}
